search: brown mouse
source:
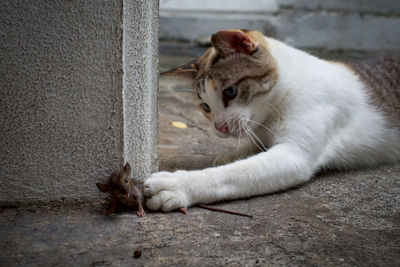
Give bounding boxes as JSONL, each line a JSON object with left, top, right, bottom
{"left": 96, "top": 162, "right": 145, "bottom": 217}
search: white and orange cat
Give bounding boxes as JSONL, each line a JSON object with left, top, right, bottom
{"left": 144, "top": 29, "right": 400, "bottom": 212}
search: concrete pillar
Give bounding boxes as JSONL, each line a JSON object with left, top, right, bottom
{"left": 123, "top": 0, "right": 159, "bottom": 182}
{"left": 0, "top": 0, "right": 159, "bottom": 204}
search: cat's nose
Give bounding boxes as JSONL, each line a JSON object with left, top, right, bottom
{"left": 215, "top": 121, "right": 230, "bottom": 134}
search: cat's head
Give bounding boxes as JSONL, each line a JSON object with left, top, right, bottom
{"left": 162, "top": 29, "right": 278, "bottom": 138}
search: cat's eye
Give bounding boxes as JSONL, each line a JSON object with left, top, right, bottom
{"left": 223, "top": 86, "right": 237, "bottom": 99}
{"left": 123, "top": 178, "right": 128, "bottom": 183}
{"left": 200, "top": 103, "right": 210, "bottom": 113}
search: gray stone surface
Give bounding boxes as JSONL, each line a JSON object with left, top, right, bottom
{"left": 0, "top": 1, "right": 158, "bottom": 204}
{"left": 159, "top": 0, "right": 400, "bottom": 52}
{"left": 0, "top": 54, "right": 399, "bottom": 266}
{"left": 161, "top": 0, "right": 400, "bottom": 15}
{"left": 160, "top": 0, "right": 279, "bottom": 13}
{"left": 274, "top": 11, "right": 400, "bottom": 50}
{"left": 278, "top": 0, "right": 400, "bottom": 14}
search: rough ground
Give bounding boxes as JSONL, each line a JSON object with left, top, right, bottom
{"left": 1, "top": 49, "right": 399, "bottom": 266}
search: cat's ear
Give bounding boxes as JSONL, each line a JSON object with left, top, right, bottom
{"left": 211, "top": 30, "right": 258, "bottom": 56}
{"left": 160, "top": 59, "right": 198, "bottom": 80}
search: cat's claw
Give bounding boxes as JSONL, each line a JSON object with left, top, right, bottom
{"left": 178, "top": 207, "right": 187, "bottom": 214}
{"left": 136, "top": 209, "right": 145, "bottom": 218}
{"left": 144, "top": 171, "right": 192, "bottom": 212}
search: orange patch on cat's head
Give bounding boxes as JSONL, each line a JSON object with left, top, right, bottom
{"left": 211, "top": 30, "right": 259, "bottom": 56}
{"left": 208, "top": 79, "right": 217, "bottom": 90}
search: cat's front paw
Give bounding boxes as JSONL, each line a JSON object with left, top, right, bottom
{"left": 143, "top": 170, "right": 194, "bottom": 212}
{"left": 213, "top": 150, "right": 240, "bottom": 166}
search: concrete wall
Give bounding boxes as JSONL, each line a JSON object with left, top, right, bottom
{"left": 160, "top": 0, "right": 400, "bottom": 52}
{"left": 123, "top": 0, "right": 159, "bottom": 182}
{"left": 0, "top": 1, "right": 159, "bottom": 204}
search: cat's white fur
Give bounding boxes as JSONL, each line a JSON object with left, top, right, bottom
{"left": 144, "top": 37, "right": 400, "bottom": 212}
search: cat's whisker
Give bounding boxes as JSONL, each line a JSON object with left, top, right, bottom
{"left": 239, "top": 121, "right": 255, "bottom": 155}
{"left": 229, "top": 116, "right": 239, "bottom": 133}
{"left": 247, "top": 132, "right": 253, "bottom": 154}
{"left": 247, "top": 119, "right": 276, "bottom": 136}
{"left": 220, "top": 116, "right": 235, "bottom": 129}
{"left": 242, "top": 124, "right": 266, "bottom": 152}
{"left": 241, "top": 120, "right": 254, "bottom": 150}
{"left": 245, "top": 124, "right": 268, "bottom": 152}
{"left": 231, "top": 115, "right": 245, "bottom": 138}
{"left": 237, "top": 119, "right": 242, "bottom": 148}
{"left": 217, "top": 118, "right": 229, "bottom": 130}
{"left": 234, "top": 118, "right": 244, "bottom": 150}
{"left": 244, "top": 128, "right": 264, "bottom": 153}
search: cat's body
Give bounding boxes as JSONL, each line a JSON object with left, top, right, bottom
{"left": 144, "top": 30, "right": 400, "bottom": 212}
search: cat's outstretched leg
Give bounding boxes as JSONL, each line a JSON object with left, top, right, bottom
{"left": 144, "top": 143, "right": 316, "bottom": 212}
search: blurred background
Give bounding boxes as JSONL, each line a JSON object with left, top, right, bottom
{"left": 159, "top": 0, "right": 400, "bottom": 63}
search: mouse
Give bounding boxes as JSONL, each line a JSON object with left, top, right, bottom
{"left": 96, "top": 162, "right": 145, "bottom": 217}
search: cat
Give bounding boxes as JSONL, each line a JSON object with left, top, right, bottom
{"left": 144, "top": 29, "right": 400, "bottom": 212}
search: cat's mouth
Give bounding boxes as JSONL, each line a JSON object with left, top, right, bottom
{"left": 215, "top": 121, "right": 230, "bottom": 135}
{"left": 214, "top": 121, "right": 243, "bottom": 138}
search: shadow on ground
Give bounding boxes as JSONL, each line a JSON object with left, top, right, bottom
{"left": 0, "top": 46, "right": 399, "bottom": 266}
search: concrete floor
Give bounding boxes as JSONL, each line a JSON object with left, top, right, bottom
{"left": 1, "top": 49, "right": 399, "bottom": 266}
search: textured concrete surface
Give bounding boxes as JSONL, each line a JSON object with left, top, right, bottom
{"left": 0, "top": 53, "right": 399, "bottom": 266}
{"left": 123, "top": 0, "right": 159, "bottom": 181}
{"left": 0, "top": 1, "right": 158, "bottom": 203}
{"left": 159, "top": 0, "right": 400, "bottom": 51}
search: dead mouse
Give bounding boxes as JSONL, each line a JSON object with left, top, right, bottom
{"left": 96, "top": 162, "right": 145, "bottom": 217}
